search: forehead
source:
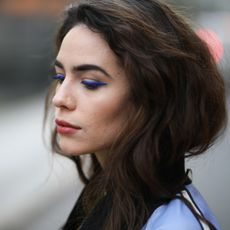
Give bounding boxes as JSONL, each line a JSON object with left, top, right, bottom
{"left": 57, "top": 24, "right": 118, "bottom": 66}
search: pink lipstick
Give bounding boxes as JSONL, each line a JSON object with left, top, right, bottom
{"left": 55, "top": 119, "right": 81, "bottom": 135}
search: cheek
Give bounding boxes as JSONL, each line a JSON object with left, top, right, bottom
{"left": 59, "top": 98, "right": 130, "bottom": 155}
{"left": 58, "top": 87, "right": 132, "bottom": 155}
{"left": 86, "top": 99, "right": 131, "bottom": 149}
{"left": 88, "top": 95, "right": 130, "bottom": 129}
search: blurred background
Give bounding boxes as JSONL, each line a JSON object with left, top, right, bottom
{"left": 0, "top": 0, "right": 229, "bottom": 229}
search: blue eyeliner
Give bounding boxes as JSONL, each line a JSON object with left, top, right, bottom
{"left": 53, "top": 73, "right": 65, "bottom": 80}
{"left": 52, "top": 74, "right": 107, "bottom": 89}
{"left": 81, "top": 79, "right": 107, "bottom": 87}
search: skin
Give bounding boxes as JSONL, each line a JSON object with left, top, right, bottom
{"left": 52, "top": 24, "right": 132, "bottom": 166}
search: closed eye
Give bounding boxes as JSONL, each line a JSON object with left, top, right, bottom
{"left": 81, "top": 79, "right": 107, "bottom": 90}
{"left": 53, "top": 73, "right": 65, "bottom": 83}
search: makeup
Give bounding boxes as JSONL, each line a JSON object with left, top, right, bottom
{"left": 53, "top": 73, "right": 65, "bottom": 83}
{"left": 53, "top": 73, "right": 65, "bottom": 80}
{"left": 81, "top": 79, "right": 107, "bottom": 90}
{"left": 55, "top": 119, "right": 81, "bottom": 135}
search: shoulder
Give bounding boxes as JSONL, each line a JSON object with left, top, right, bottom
{"left": 142, "top": 184, "right": 221, "bottom": 230}
{"left": 143, "top": 196, "right": 202, "bottom": 230}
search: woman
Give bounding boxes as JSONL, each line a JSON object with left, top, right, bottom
{"left": 45, "top": 0, "right": 227, "bottom": 229}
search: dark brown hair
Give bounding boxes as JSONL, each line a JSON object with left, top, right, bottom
{"left": 45, "top": 0, "right": 227, "bottom": 229}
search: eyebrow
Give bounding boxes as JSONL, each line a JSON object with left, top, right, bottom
{"left": 54, "top": 60, "right": 112, "bottom": 78}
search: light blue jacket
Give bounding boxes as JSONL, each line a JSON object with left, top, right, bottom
{"left": 142, "top": 184, "right": 221, "bottom": 230}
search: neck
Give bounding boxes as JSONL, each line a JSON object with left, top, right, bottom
{"left": 94, "top": 150, "right": 108, "bottom": 168}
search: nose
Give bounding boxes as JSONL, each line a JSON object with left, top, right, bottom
{"left": 52, "top": 81, "right": 76, "bottom": 111}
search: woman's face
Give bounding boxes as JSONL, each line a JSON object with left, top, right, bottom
{"left": 52, "top": 25, "right": 131, "bottom": 165}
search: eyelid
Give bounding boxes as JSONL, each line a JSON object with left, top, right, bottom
{"left": 81, "top": 79, "right": 107, "bottom": 86}
{"left": 53, "top": 73, "right": 65, "bottom": 80}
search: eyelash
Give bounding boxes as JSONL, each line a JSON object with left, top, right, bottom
{"left": 81, "top": 79, "right": 107, "bottom": 90}
{"left": 52, "top": 74, "right": 107, "bottom": 90}
{"left": 53, "top": 73, "right": 65, "bottom": 83}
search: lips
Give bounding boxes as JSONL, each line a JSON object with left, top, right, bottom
{"left": 55, "top": 119, "right": 81, "bottom": 134}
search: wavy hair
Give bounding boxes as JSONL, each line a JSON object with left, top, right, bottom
{"left": 45, "top": 0, "right": 227, "bottom": 229}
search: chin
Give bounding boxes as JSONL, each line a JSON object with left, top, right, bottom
{"left": 59, "top": 142, "right": 91, "bottom": 156}
{"left": 58, "top": 138, "right": 108, "bottom": 157}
